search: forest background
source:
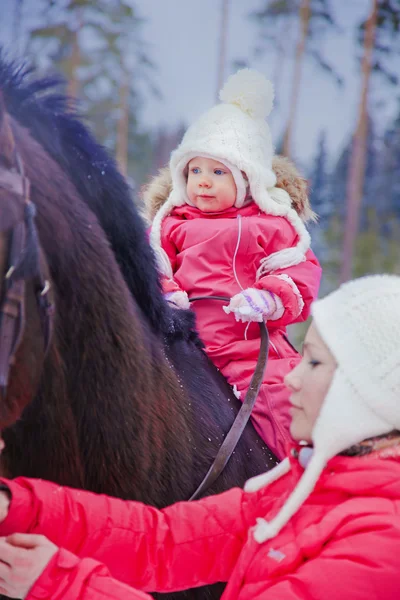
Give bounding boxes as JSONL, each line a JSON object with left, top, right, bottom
{"left": 1, "top": 0, "right": 399, "bottom": 324}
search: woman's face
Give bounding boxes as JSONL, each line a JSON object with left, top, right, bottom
{"left": 284, "top": 323, "right": 337, "bottom": 443}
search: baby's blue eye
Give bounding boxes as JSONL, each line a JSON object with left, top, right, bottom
{"left": 214, "top": 169, "right": 224, "bottom": 175}
{"left": 192, "top": 167, "right": 200, "bottom": 174}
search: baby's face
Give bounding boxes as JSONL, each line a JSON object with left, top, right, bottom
{"left": 186, "top": 157, "right": 237, "bottom": 213}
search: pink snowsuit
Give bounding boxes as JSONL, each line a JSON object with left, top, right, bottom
{"left": 161, "top": 202, "right": 321, "bottom": 459}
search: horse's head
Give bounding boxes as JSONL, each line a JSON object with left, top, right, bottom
{"left": 0, "top": 91, "right": 54, "bottom": 428}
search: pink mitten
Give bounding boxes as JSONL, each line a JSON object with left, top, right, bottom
{"left": 223, "top": 288, "right": 284, "bottom": 323}
{"left": 165, "top": 290, "right": 190, "bottom": 310}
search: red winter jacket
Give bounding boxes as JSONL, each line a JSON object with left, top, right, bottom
{"left": 161, "top": 202, "right": 321, "bottom": 457}
{"left": 1, "top": 450, "right": 400, "bottom": 599}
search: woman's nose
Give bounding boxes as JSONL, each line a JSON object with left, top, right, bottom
{"left": 284, "top": 368, "right": 301, "bottom": 391}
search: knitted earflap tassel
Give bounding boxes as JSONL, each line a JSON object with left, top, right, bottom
{"left": 150, "top": 200, "right": 175, "bottom": 278}
{"left": 244, "top": 457, "right": 291, "bottom": 493}
{"left": 253, "top": 451, "right": 326, "bottom": 543}
{"left": 256, "top": 216, "right": 311, "bottom": 278}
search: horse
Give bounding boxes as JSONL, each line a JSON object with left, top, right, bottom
{"left": 0, "top": 52, "right": 277, "bottom": 599}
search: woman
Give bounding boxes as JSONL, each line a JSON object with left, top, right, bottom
{"left": 0, "top": 274, "right": 399, "bottom": 599}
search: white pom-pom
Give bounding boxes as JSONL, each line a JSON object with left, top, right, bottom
{"left": 219, "top": 68, "right": 274, "bottom": 119}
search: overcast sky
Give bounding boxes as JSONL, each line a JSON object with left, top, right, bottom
{"left": 1, "top": 0, "right": 397, "bottom": 169}
{"left": 135, "top": 0, "right": 395, "bottom": 168}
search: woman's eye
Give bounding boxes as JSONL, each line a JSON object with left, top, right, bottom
{"left": 308, "top": 359, "right": 321, "bottom": 368}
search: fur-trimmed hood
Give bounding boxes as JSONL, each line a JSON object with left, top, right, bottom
{"left": 142, "top": 156, "right": 316, "bottom": 224}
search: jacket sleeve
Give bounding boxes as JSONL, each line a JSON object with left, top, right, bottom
{"left": 28, "top": 548, "right": 153, "bottom": 600}
{"left": 157, "top": 219, "right": 185, "bottom": 295}
{"left": 0, "top": 477, "right": 247, "bottom": 593}
{"left": 251, "top": 513, "right": 400, "bottom": 599}
{"left": 161, "top": 275, "right": 183, "bottom": 295}
{"left": 254, "top": 218, "right": 321, "bottom": 327}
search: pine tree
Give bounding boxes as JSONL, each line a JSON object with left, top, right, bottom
{"left": 340, "top": 0, "right": 400, "bottom": 281}
{"left": 309, "top": 130, "right": 330, "bottom": 220}
{"left": 26, "top": 0, "right": 157, "bottom": 182}
{"left": 308, "top": 130, "right": 332, "bottom": 293}
{"left": 216, "top": 0, "right": 230, "bottom": 101}
{"left": 12, "top": 0, "right": 24, "bottom": 55}
{"left": 340, "top": 0, "right": 378, "bottom": 283}
{"left": 320, "top": 110, "right": 384, "bottom": 289}
{"left": 249, "top": 0, "right": 342, "bottom": 157}
{"left": 380, "top": 108, "right": 400, "bottom": 219}
{"left": 151, "top": 124, "right": 186, "bottom": 174}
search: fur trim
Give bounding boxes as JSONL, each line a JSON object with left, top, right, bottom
{"left": 142, "top": 156, "right": 316, "bottom": 224}
{"left": 265, "top": 274, "right": 305, "bottom": 317}
{"left": 273, "top": 156, "right": 317, "bottom": 223}
{"left": 141, "top": 166, "right": 172, "bottom": 223}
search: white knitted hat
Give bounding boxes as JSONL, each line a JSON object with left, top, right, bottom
{"left": 245, "top": 274, "right": 400, "bottom": 542}
{"left": 150, "top": 69, "right": 310, "bottom": 279}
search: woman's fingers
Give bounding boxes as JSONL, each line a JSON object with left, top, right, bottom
{"left": 0, "top": 534, "right": 58, "bottom": 599}
{"left": 6, "top": 533, "right": 49, "bottom": 549}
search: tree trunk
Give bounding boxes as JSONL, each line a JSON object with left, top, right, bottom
{"left": 13, "top": 0, "right": 23, "bottom": 55}
{"left": 116, "top": 70, "right": 130, "bottom": 177}
{"left": 340, "top": 0, "right": 378, "bottom": 283}
{"left": 216, "top": 0, "right": 230, "bottom": 100}
{"left": 282, "top": 0, "right": 311, "bottom": 158}
{"left": 67, "top": 9, "right": 82, "bottom": 100}
{"left": 272, "top": 18, "right": 294, "bottom": 111}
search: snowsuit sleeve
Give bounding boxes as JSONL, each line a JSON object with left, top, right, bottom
{"left": 157, "top": 219, "right": 184, "bottom": 295}
{"left": 162, "top": 275, "right": 183, "bottom": 295}
{"left": 0, "top": 477, "right": 247, "bottom": 594}
{"left": 245, "top": 512, "right": 400, "bottom": 599}
{"left": 254, "top": 217, "right": 321, "bottom": 327}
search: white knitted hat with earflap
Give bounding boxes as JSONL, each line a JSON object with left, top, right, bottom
{"left": 150, "top": 69, "right": 311, "bottom": 279}
{"left": 245, "top": 274, "right": 400, "bottom": 543}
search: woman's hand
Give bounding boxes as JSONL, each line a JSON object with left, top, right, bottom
{"left": 0, "top": 439, "right": 9, "bottom": 523}
{"left": 0, "top": 490, "right": 10, "bottom": 523}
{"left": 0, "top": 533, "right": 58, "bottom": 599}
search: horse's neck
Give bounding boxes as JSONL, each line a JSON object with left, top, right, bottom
{"left": 49, "top": 262, "right": 195, "bottom": 503}
{"left": 2, "top": 349, "right": 85, "bottom": 486}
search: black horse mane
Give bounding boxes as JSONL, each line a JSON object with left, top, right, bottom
{"left": 0, "top": 49, "right": 197, "bottom": 343}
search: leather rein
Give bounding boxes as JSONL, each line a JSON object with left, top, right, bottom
{"left": 188, "top": 295, "right": 271, "bottom": 500}
{"left": 0, "top": 151, "right": 54, "bottom": 400}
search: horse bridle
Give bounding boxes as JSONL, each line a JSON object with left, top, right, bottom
{"left": 0, "top": 151, "right": 54, "bottom": 401}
